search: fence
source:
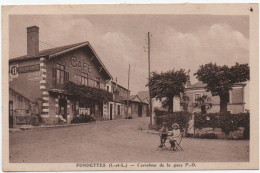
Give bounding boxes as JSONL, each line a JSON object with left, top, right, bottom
{"left": 14, "top": 109, "right": 32, "bottom": 126}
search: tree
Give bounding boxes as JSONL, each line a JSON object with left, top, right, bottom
{"left": 148, "top": 69, "right": 189, "bottom": 113}
{"left": 193, "top": 95, "right": 212, "bottom": 114}
{"left": 194, "top": 62, "right": 249, "bottom": 113}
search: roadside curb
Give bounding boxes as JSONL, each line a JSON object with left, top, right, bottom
{"left": 9, "top": 118, "right": 136, "bottom": 133}
{"left": 143, "top": 130, "right": 159, "bottom": 135}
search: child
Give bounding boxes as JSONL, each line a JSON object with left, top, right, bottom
{"left": 169, "top": 123, "right": 181, "bottom": 151}
{"left": 159, "top": 122, "right": 168, "bottom": 148}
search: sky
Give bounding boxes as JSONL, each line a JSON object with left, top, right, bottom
{"left": 9, "top": 14, "right": 249, "bottom": 95}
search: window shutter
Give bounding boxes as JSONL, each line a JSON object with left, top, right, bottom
{"left": 53, "top": 68, "right": 57, "bottom": 78}
{"left": 65, "top": 72, "right": 69, "bottom": 82}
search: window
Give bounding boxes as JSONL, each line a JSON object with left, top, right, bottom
{"left": 9, "top": 101, "right": 13, "bottom": 117}
{"left": 53, "top": 64, "right": 68, "bottom": 84}
{"left": 194, "top": 93, "right": 202, "bottom": 103}
{"left": 74, "top": 73, "right": 88, "bottom": 86}
{"left": 107, "top": 86, "right": 110, "bottom": 92}
{"left": 82, "top": 73, "right": 88, "bottom": 86}
{"left": 117, "top": 105, "right": 120, "bottom": 115}
{"left": 74, "top": 75, "right": 80, "bottom": 85}
{"left": 96, "top": 77, "right": 100, "bottom": 88}
{"left": 88, "top": 65, "right": 92, "bottom": 73}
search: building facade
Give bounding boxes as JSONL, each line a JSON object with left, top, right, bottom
{"left": 120, "top": 95, "right": 149, "bottom": 118}
{"left": 9, "top": 26, "right": 130, "bottom": 126}
{"left": 183, "top": 81, "right": 247, "bottom": 114}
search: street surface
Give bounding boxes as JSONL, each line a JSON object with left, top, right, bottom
{"left": 10, "top": 117, "right": 249, "bottom": 163}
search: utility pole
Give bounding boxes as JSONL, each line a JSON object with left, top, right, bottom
{"left": 147, "top": 32, "right": 153, "bottom": 126}
{"left": 127, "top": 64, "right": 130, "bottom": 118}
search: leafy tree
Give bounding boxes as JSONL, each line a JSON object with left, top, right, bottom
{"left": 194, "top": 63, "right": 249, "bottom": 113}
{"left": 193, "top": 95, "right": 212, "bottom": 114}
{"left": 148, "top": 69, "right": 189, "bottom": 113}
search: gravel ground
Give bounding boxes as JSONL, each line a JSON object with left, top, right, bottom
{"left": 9, "top": 117, "right": 249, "bottom": 163}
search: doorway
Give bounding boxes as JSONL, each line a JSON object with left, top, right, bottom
{"left": 9, "top": 101, "right": 13, "bottom": 128}
{"left": 138, "top": 104, "right": 142, "bottom": 117}
{"left": 110, "top": 104, "right": 113, "bottom": 120}
{"left": 59, "top": 98, "right": 67, "bottom": 120}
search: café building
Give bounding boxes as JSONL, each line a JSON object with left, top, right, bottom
{"left": 9, "top": 26, "right": 121, "bottom": 125}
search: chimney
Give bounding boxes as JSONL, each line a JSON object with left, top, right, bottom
{"left": 27, "top": 26, "right": 39, "bottom": 56}
{"left": 186, "top": 75, "right": 191, "bottom": 88}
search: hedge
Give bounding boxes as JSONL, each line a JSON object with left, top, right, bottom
{"left": 155, "top": 111, "right": 192, "bottom": 131}
{"left": 194, "top": 112, "right": 249, "bottom": 138}
{"left": 155, "top": 110, "right": 250, "bottom": 139}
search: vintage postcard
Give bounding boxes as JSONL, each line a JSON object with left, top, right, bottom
{"left": 2, "top": 3, "right": 259, "bottom": 171}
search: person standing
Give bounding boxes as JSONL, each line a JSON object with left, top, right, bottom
{"left": 187, "top": 114, "right": 195, "bottom": 137}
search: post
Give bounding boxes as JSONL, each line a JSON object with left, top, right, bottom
{"left": 127, "top": 64, "right": 130, "bottom": 118}
{"left": 147, "top": 32, "right": 153, "bottom": 126}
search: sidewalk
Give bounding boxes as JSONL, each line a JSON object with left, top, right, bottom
{"left": 9, "top": 118, "right": 134, "bottom": 133}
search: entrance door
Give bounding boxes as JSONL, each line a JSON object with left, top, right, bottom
{"left": 59, "top": 98, "right": 67, "bottom": 120}
{"left": 9, "top": 101, "right": 13, "bottom": 128}
{"left": 138, "top": 104, "right": 142, "bottom": 117}
{"left": 110, "top": 104, "right": 113, "bottom": 120}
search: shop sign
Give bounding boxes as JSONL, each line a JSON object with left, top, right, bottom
{"left": 70, "top": 56, "right": 92, "bottom": 73}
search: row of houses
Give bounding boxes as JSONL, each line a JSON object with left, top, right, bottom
{"left": 9, "top": 26, "right": 148, "bottom": 127}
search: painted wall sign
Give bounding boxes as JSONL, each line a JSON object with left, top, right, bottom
{"left": 70, "top": 56, "right": 92, "bottom": 73}
{"left": 18, "top": 64, "right": 40, "bottom": 74}
{"left": 10, "top": 64, "right": 18, "bottom": 79}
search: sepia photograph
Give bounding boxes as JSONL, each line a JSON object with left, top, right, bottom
{"left": 2, "top": 3, "right": 259, "bottom": 171}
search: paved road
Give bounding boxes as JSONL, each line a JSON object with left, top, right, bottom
{"left": 10, "top": 117, "right": 249, "bottom": 163}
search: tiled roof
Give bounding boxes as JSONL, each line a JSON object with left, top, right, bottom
{"left": 188, "top": 81, "right": 207, "bottom": 89}
{"left": 9, "top": 41, "right": 113, "bottom": 79}
{"left": 137, "top": 91, "right": 149, "bottom": 101}
{"left": 9, "top": 85, "right": 32, "bottom": 102}
{"left": 10, "top": 41, "right": 88, "bottom": 62}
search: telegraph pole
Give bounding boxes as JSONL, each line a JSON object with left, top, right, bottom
{"left": 147, "top": 32, "right": 153, "bottom": 126}
{"left": 127, "top": 64, "right": 130, "bottom": 118}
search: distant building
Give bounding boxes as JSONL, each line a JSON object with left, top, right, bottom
{"left": 183, "top": 81, "right": 247, "bottom": 114}
{"left": 120, "top": 95, "right": 148, "bottom": 118}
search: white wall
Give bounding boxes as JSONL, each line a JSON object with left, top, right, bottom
{"left": 244, "top": 81, "right": 250, "bottom": 111}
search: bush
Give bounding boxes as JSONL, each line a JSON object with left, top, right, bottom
{"left": 155, "top": 111, "right": 191, "bottom": 131}
{"left": 194, "top": 112, "right": 249, "bottom": 137}
{"left": 71, "top": 114, "right": 96, "bottom": 124}
{"left": 196, "top": 133, "right": 218, "bottom": 139}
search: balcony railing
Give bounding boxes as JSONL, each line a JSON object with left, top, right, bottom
{"left": 51, "top": 78, "right": 106, "bottom": 91}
